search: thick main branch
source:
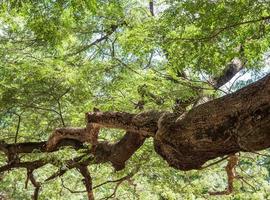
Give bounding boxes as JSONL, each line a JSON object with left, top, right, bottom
{"left": 154, "top": 73, "right": 270, "bottom": 170}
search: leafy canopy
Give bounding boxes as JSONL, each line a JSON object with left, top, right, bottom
{"left": 0, "top": 0, "right": 270, "bottom": 199}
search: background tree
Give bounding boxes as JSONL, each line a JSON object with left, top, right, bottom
{"left": 0, "top": 0, "right": 270, "bottom": 199}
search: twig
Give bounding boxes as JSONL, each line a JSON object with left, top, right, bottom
{"left": 14, "top": 113, "right": 21, "bottom": 144}
{"left": 200, "top": 156, "right": 229, "bottom": 170}
{"left": 93, "top": 174, "right": 133, "bottom": 190}
{"left": 171, "top": 16, "right": 270, "bottom": 42}
{"left": 149, "top": 0, "right": 154, "bottom": 16}
{"left": 61, "top": 178, "right": 86, "bottom": 194}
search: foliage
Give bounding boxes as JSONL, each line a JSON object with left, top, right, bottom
{"left": 0, "top": 0, "right": 270, "bottom": 199}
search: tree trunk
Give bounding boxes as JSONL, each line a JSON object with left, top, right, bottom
{"left": 155, "top": 74, "right": 270, "bottom": 170}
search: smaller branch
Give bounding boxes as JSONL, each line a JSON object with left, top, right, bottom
{"left": 199, "top": 155, "right": 229, "bottom": 170}
{"left": 149, "top": 0, "right": 154, "bottom": 16}
{"left": 0, "top": 139, "right": 85, "bottom": 155}
{"left": 109, "top": 37, "right": 117, "bottom": 58}
{"left": 61, "top": 178, "right": 86, "bottom": 194}
{"left": 238, "top": 164, "right": 261, "bottom": 187}
{"left": 68, "top": 22, "right": 125, "bottom": 57}
{"left": 236, "top": 176, "right": 257, "bottom": 191}
{"left": 0, "top": 132, "right": 146, "bottom": 172}
{"left": 227, "top": 70, "right": 248, "bottom": 93}
{"left": 151, "top": 68, "right": 215, "bottom": 92}
{"left": 25, "top": 105, "right": 59, "bottom": 114}
{"left": 114, "top": 58, "right": 143, "bottom": 76}
{"left": 250, "top": 151, "right": 270, "bottom": 157}
{"left": 98, "top": 171, "right": 137, "bottom": 200}
{"left": 46, "top": 128, "right": 90, "bottom": 151}
{"left": 56, "top": 92, "right": 70, "bottom": 127}
{"left": 60, "top": 171, "right": 140, "bottom": 196}
{"left": 53, "top": 88, "right": 71, "bottom": 127}
{"left": 25, "top": 172, "right": 30, "bottom": 189}
{"left": 209, "top": 155, "right": 238, "bottom": 195}
{"left": 14, "top": 112, "right": 21, "bottom": 143}
{"left": 27, "top": 169, "right": 41, "bottom": 200}
{"left": 68, "top": 35, "right": 109, "bottom": 56}
{"left": 208, "top": 16, "right": 270, "bottom": 40}
{"left": 0, "top": 160, "right": 47, "bottom": 173}
{"left": 57, "top": 100, "right": 66, "bottom": 127}
{"left": 213, "top": 57, "right": 245, "bottom": 89}
{"left": 143, "top": 52, "right": 154, "bottom": 69}
{"left": 44, "top": 154, "right": 96, "bottom": 182}
{"left": 78, "top": 165, "right": 95, "bottom": 200}
{"left": 172, "top": 16, "right": 270, "bottom": 42}
{"left": 99, "top": 182, "right": 122, "bottom": 200}
{"left": 45, "top": 168, "right": 68, "bottom": 182}
{"left": 93, "top": 173, "right": 134, "bottom": 190}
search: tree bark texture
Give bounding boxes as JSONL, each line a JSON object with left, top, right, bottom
{"left": 1, "top": 74, "right": 269, "bottom": 173}
{"left": 86, "top": 74, "right": 270, "bottom": 170}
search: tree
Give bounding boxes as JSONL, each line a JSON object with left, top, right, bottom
{"left": 0, "top": 0, "right": 270, "bottom": 199}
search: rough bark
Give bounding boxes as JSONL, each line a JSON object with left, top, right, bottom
{"left": 101, "top": 131, "right": 146, "bottom": 170}
{"left": 0, "top": 133, "right": 145, "bottom": 172}
{"left": 154, "top": 73, "right": 270, "bottom": 170}
{"left": 86, "top": 110, "right": 163, "bottom": 136}
{"left": 86, "top": 74, "right": 270, "bottom": 170}
{"left": 91, "top": 132, "right": 146, "bottom": 170}
{"left": 78, "top": 166, "right": 94, "bottom": 200}
{"left": 1, "top": 74, "right": 269, "bottom": 173}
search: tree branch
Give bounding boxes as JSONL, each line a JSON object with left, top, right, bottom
{"left": 27, "top": 169, "right": 41, "bottom": 200}
{"left": 0, "top": 131, "right": 146, "bottom": 172}
{"left": 0, "top": 74, "right": 269, "bottom": 175}
{"left": 99, "top": 171, "right": 137, "bottom": 200}
{"left": 149, "top": 1, "right": 154, "bottom": 16}
{"left": 173, "top": 16, "right": 270, "bottom": 42}
{"left": 67, "top": 22, "right": 126, "bottom": 56}
{"left": 78, "top": 165, "right": 94, "bottom": 200}
{"left": 212, "top": 57, "right": 245, "bottom": 89}
{"left": 86, "top": 110, "right": 163, "bottom": 136}
{"left": 209, "top": 155, "right": 238, "bottom": 195}
{"left": 154, "top": 73, "right": 270, "bottom": 170}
